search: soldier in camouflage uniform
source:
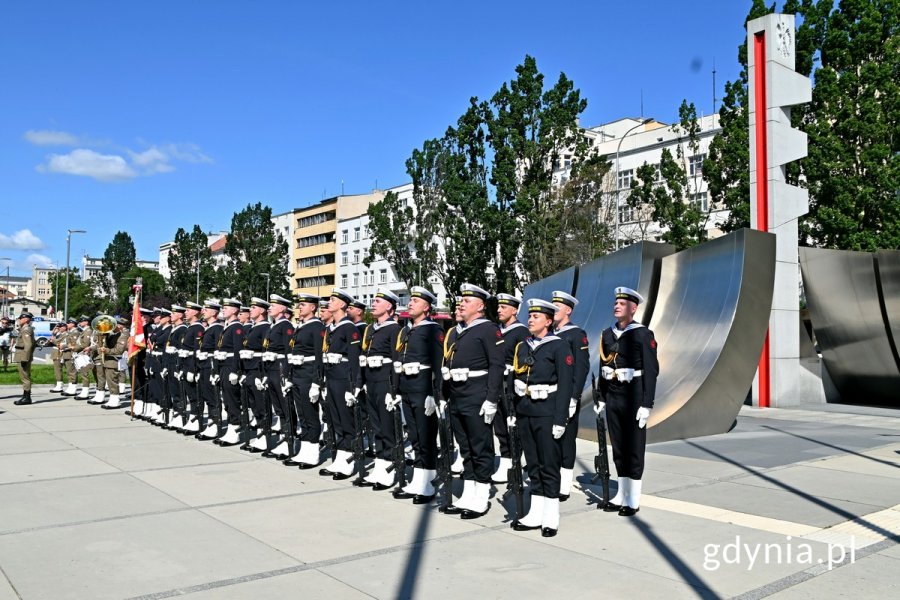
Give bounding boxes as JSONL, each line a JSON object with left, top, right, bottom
{"left": 13, "top": 312, "right": 36, "bottom": 405}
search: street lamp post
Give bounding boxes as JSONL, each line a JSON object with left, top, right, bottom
{"left": 195, "top": 247, "right": 201, "bottom": 303}
{"left": 64, "top": 229, "right": 86, "bottom": 321}
{"left": 53, "top": 264, "right": 60, "bottom": 316}
{"left": 0, "top": 257, "right": 10, "bottom": 319}
{"left": 259, "top": 272, "right": 270, "bottom": 299}
{"left": 614, "top": 118, "right": 652, "bottom": 250}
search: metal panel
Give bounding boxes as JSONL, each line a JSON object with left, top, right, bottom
{"left": 572, "top": 242, "right": 675, "bottom": 439}
{"left": 647, "top": 229, "right": 775, "bottom": 442}
{"left": 800, "top": 247, "right": 900, "bottom": 405}
{"left": 876, "top": 250, "right": 900, "bottom": 373}
{"left": 517, "top": 266, "right": 576, "bottom": 322}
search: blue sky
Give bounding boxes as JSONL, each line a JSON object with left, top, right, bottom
{"left": 1, "top": 0, "right": 756, "bottom": 277}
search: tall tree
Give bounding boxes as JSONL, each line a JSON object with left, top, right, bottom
{"left": 486, "top": 55, "right": 589, "bottom": 290}
{"left": 117, "top": 266, "right": 169, "bottom": 314}
{"left": 166, "top": 225, "right": 217, "bottom": 303}
{"left": 48, "top": 268, "right": 102, "bottom": 320}
{"left": 803, "top": 0, "right": 900, "bottom": 250}
{"left": 220, "top": 203, "right": 290, "bottom": 301}
{"left": 96, "top": 231, "right": 137, "bottom": 312}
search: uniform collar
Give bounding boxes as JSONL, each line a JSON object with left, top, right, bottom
{"left": 555, "top": 323, "right": 581, "bottom": 334}
{"left": 501, "top": 321, "right": 527, "bottom": 333}
{"left": 611, "top": 320, "right": 644, "bottom": 338}
{"left": 526, "top": 334, "right": 560, "bottom": 350}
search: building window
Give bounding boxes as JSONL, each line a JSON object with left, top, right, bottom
{"left": 298, "top": 232, "right": 334, "bottom": 248}
{"left": 369, "top": 272, "right": 375, "bottom": 285}
{"left": 341, "top": 251, "right": 348, "bottom": 266}
{"left": 689, "top": 154, "right": 706, "bottom": 177}
{"left": 298, "top": 211, "right": 336, "bottom": 228}
{"left": 363, "top": 224, "right": 370, "bottom": 238}
{"left": 690, "top": 192, "right": 709, "bottom": 212}
{"left": 617, "top": 168, "right": 633, "bottom": 190}
{"left": 341, "top": 230, "right": 348, "bottom": 244}
{"left": 353, "top": 227, "right": 360, "bottom": 242}
{"left": 618, "top": 204, "right": 636, "bottom": 224}
{"left": 352, "top": 250, "right": 360, "bottom": 264}
{"left": 352, "top": 273, "right": 359, "bottom": 287}
{"left": 341, "top": 274, "right": 348, "bottom": 287}
{"left": 379, "top": 269, "right": 387, "bottom": 284}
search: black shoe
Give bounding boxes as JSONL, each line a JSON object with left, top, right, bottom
{"left": 618, "top": 506, "right": 639, "bottom": 517}
{"left": 541, "top": 527, "right": 558, "bottom": 537}
{"left": 319, "top": 468, "right": 336, "bottom": 476}
{"left": 297, "top": 462, "right": 318, "bottom": 470}
{"left": 413, "top": 494, "right": 435, "bottom": 505}
{"left": 13, "top": 396, "right": 32, "bottom": 406}
{"left": 460, "top": 503, "right": 491, "bottom": 520}
{"left": 282, "top": 457, "right": 303, "bottom": 466}
{"left": 392, "top": 489, "right": 416, "bottom": 500}
{"left": 332, "top": 472, "right": 353, "bottom": 481}
{"left": 439, "top": 504, "right": 463, "bottom": 515}
{"left": 602, "top": 502, "right": 622, "bottom": 512}
{"left": 559, "top": 494, "right": 570, "bottom": 502}
{"left": 511, "top": 520, "right": 541, "bottom": 531}
{"left": 354, "top": 478, "right": 375, "bottom": 487}
{"left": 372, "top": 482, "right": 395, "bottom": 491}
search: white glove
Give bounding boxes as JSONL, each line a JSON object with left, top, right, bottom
{"left": 282, "top": 381, "right": 293, "bottom": 396}
{"left": 507, "top": 415, "right": 516, "bottom": 428}
{"left": 261, "top": 376, "right": 269, "bottom": 390}
{"left": 174, "top": 370, "right": 183, "bottom": 381}
{"left": 424, "top": 395, "right": 436, "bottom": 416}
{"left": 160, "top": 368, "right": 168, "bottom": 378}
{"left": 345, "top": 390, "right": 357, "bottom": 407}
{"left": 228, "top": 372, "right": 239, "bottom": 385}
{"left": 479, "top": 401, "right": 497, "bottom": 424}
{"left": 439, "top": 399, "right": 448, "bottom": 414}
{"left": 186, "top": 372, "right": 195, "bottom": 383}
{"left": 254, "top": 377, "right": 264, "bottom": 391}
{"left": 513, "top": 379, "right": 528, "bottom": 396}
{"left": 552, "top": 424, "right": 565, "bottom": 439}
{"left": 239, "top": 374, "right": 247, "bottom": 386}
{"left": 210, "top": 373, "right": 219, "bottom": 385}
{"left": 569, "top": 397, "right": 578, "bottom": 418}
{"left": 593, "top": 401, "right": 606, "bottom": 415}
{"left": 636, "top": 406, "right": 650, "bottom": 429}
{"left": 385, "top": 393, "right": 401, "bottom": 411}
{"left": 310, "top": 382, "right": 321, "bottom": 403}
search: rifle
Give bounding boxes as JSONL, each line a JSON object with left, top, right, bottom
{"left": 278, "top": 359, "right": 294, "bottom": 456}
{"left": 317, "top": 367, "right": 337, "bottom": 460}
{"left": 502, "top": 375, "right": 525, "bottom": 519}
{"left": 389, "top": 379, "right": 407, "bottom": 491}
{"left": 351, "top": 382, "right": 368, "bottom": 485}
{"left": 590, "top": 374, "right": 611, "bottom": 506}
{"left": 434, "top": 389, "right": 455, "bottom": 512}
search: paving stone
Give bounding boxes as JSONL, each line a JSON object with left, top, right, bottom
{"left": 0, "top": 448, "right": 118, "bottom": 484}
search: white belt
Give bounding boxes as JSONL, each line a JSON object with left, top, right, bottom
{"left": 239, "top": 349, "right": 254, "bottom": 360}
{"left": 262, "top": 351, "right": 280, "bottom": 362}
{"left": 151, "top": 351, "right": 163, "bottom": 357}
{"left": 213, "top": 351, "right": 228, "bottom": 360}
{"left": 601, "top": 367, "right": 643, "bottom": 382}
{"left": 361, "top": 355, "right": 388, "bottom": 368}
{"left": 288, "top": 354, "right": 316, "bottom": 365}
{"left": 448, "top": 368, "right": 487, "bottom": 382}
{"left": 197, "top": 351, "right": 210, "bottom": 361}
{"left": 177, "top": 349, "right": 191, "bottom": 358}
{"left": 325, "top": 352, "right": 347, "bottom": 364}
{"left": 397, "top": 362, "right": 431, "bottom": 376}
{"left": 526, "top": 384, "right": 558, "bottom": 398}
{"left": 164, "top": 346, "right": 176, "bottom": 355}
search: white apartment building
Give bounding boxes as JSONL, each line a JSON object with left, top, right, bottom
{"left": 335, "top": 183, "right": 448, "bottom": 308}
{"left": 571, "top": 115, "right": 726, "bottom": 245}
{"left": 81, "top": 256, "right": 159, "bottom": 281}
{"left": 158, "top": 232, "right": 227, "bottom": 280}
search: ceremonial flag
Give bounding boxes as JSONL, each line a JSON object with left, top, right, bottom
{"left": 128, "top": 283, "right": 145, "bottom": 359}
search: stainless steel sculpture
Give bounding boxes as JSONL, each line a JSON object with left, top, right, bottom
{"left": 517, "top": 266, "right": 576, "bottom": 322}
{"left": 800, "top": 247, "right": 900, "bottom": 406}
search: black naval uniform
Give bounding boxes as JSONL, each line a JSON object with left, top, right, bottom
{"left": 323, "top": 317, "right": 361, "bottom": 452}
{"left": 217, "top": 319, "right": 246, "bottom": 429}
{"left": 133, "top": 322, "right": 150, "bottom": 400}
{"left": 397, "top": 319, "right": 443, "bottom": 470}
{"left": 495, "top": 321, "right": 529, "bottom": 461}
{"left": 555, "top": 323, "right": 590, "bottom": 471}
{"left": 512, "top": 335, "right": 574, "bottom": 499}
{"left": 361, "top": 320, "right": 401, "bottom": 460}
{"left": 183, "top": 319, "right": 205, "bottom": 423}
{"left": 242, "top": 319, "right": 270, "bottom": 429}
{"left": 147, "top": 323, "right": 165, "bottom": 410}
{"left": 167, "top": 323, "right": 187, "bottom": 418}
{"left": 598, "top": 322, "right": 659, "bottom": 480}
{"left": 264, "top": 316, "right": 294, "bottom": 440}
{"left": 199, "top": 320, "right": 223, "bottom": 425}
{"left": 289, "top": 317, "right": 325, "bottom": 444}
{"left": 444, "top": 319, "right": 505, "bottom": 484}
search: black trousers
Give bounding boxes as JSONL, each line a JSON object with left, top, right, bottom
{"left": 167, "top": 372, "right": 183, "bottom": 414}
{"left": 560, "top": 401, "right": 579, "bottom": 470}
{"left": 199, "top": 366, "right": 219, "bottom": 421}
{"left": 606, "top": 393, "right": 646, "bottom": 479}
{"left": 148, "top": 358, "right": 162, "bottom": 405}
{"left": 493, "top": 397, "right": 511, "bottom": 458}
{"left": 291, "top": 372, "right": 319, "bottom": 443}
{"left": 367, "top": 379, "right": 396, "bottom": 460}
{"left": 325, "top": 375, "right": 353, "bottom": 452}
{"left": 519, "top": 414, "right": 562, "bottom": 498}
{"left": 134, "top": 352, "right": 147, "bottom": 398}
{"left": 244, "top": 368, "right": 267, "bottom": 425}
{"left": 402, "top": 392, "right": 438, "bottom": 469}
{"left": 450, "top": 403, "right": 495, "bottom": 483}
{"left": 185, "top": 378, "right": 201, "bottom": 419}
{"left": 265, "top": 362, "right": 292, "bottom": 435}
{"left": 219, "top": 363, "right": 241, "bottom": 426}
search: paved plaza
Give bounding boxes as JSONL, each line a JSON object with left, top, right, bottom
{"left": 0, "top": 386, "right": 898, "bottom": 599}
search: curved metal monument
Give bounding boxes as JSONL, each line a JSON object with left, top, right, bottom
{"left": 517, "top": 266, "right": 576, "bottom": 322}
{"left": 876, "top": 250, "right": 900, "bottom": 372}
{"left": 646, "top": 229, "right": 775, "bottom": 442}
{"left": 800, "top": 247, "right": 900, "bottom": 406}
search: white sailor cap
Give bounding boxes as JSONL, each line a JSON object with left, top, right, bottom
{"left": 460, "top": 283, "right": 490, "bottom": 301}
{"left": 330, "top": 288, "right": 355, "bottom": 306}
{"left": 410, "top": 286, "right": 437, "bottom": 305}
{"left": 318, "top": 298, "right": 331, "bottom": 309}
{"left": 269, "top": 293, "right": 292, "bottom": 307}
{"left": 294, "top": 293, "right": 320, "bottom": 305}
{"left": 615, "top": 286, "right": 644, "bottom": 305}
{"left": 185, "top": 301, "right": 203, "bottom": 312}
{"left": 375, "top": 288, "right": 400, "bottom": 306}
{"left": 551, "top": 291, "right": 578, "bottom": 308}
{"left": 250, "top": 297, "right": 270, "bottom": 309}
{"left": 222, "top": 298, "right": 242, "bottom": 309}
{"left": 203, "top": 299, "right": 221, "bottom": 311}
{"left": 171, "top": 304, "right": 187, "bottom": 314}
{"left": 496, "top": 293, "right": 521, "bottom": 308}
{"left": 527, "top": 298, "right": 558, "bottom": 316}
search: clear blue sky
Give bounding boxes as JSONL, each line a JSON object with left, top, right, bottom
{"left": 1, "top": 0, "right": 761, "bottom": 277}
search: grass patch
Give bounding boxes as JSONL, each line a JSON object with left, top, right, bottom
{"left": 0, "top": 363, "right": 59, "bottom": 385}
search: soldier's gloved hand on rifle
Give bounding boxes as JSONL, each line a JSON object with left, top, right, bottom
{"left": 228, "top": 372, "right": 239, "bottom": 385}
{"left": 174, "top": 370, "right": 183, "bottom": 380}
{"left": 593, "top": 400, "right": 606, "bottom": 415}
{"left": 210, "top": 373, "right": 220, "bottom": 385}
{"left": 309, "top": 382, "right": 321, "bottom": 403}
{"left": 186, "top": 372, "right": 195, "bottom": 383}
{"left": 636, "top": 406, "right": 650, "bottom": 429}
{"left": 569, "top": 397, "right": 578, "bottom": 417}
{"left": 160, "top": 368, "right": 168, "bottom": 378}
{"left": 439, "top": 399, "right": 448, "bottom": 414}
{"left": 239, "top": 374, "right": 247, "bottom": 386}
{"left": 282, "top": 380, "right": 293, "bottom": 396}
{"left": 344, "top": 390, "right": 357, "bottom": 407}
{"left": 552, "top": 424, "right": 565, "bottom": 439}
{"left": 479, "top": 401, "right": 497, "bottom": 424}
{"left": 385, "top": 393, "right": 401, "bottom": 411}
{"left": 507, "top": 415, "right": 517, "bottom": 428}
{"left": 514, "top": 379, "right": 528, "bottom": 396}
{"left": 424, "top": 395, "right": 437, "bottom": 416}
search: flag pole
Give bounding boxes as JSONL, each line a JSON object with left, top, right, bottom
{"left": 129, "top": 281, "right": 143, "bottom": 420}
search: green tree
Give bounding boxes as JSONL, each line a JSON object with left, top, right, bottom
{"left": 48, "top": 268, "right": 102, "bottom": 320}
{"left": 803, "top": 0, "right": 900, "bottom": 250}
{"left": 166, "top": 225, "right": 218, "bottom": 302}
{"left": 220, "top": 203, "right": 290, "bottom": 301}
{"left": 95, "top": 231, "right": 137, "bottom": 312}
{"left": 365, "top": 191, "right": 420, "bottom": 290}
{"left": 486, "top": 55, "right": 589, "bottom": 290}
{"left": 116, "top": 267, "right": 168, "bottom": 314}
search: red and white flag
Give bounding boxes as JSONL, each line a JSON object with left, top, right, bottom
{"left": 128, "top": 283, "right": 145, "bottom": 359}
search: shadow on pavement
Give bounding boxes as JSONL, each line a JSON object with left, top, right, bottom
{"left": 761, "top": 424, "right": 900, "bottom": 470}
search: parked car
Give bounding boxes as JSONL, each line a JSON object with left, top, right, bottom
{"left": 31, "top": 320, "right": 62, "bottom": 347}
